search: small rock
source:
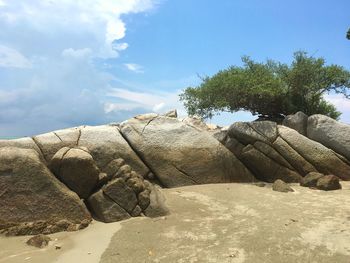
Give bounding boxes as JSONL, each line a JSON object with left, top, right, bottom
{"left": 300, "top": 172, "right": 324, "bottom": 187}
{"left": 316, "top": 175, "right": 342, "bottom": 191}
{"left": 253, "top": 182, "right": 266, "bottom": 187}
{"left": 131, "top": 205, "right": 142, "bottom": 217}
{"left": 26, "top": 234, "right": 51, "bottom": 248}
{"left": 138, "top": 189, "right": 151, "bottom": 210}
{"left": 55, "top": 245, "right": 62, "bottom": 250}
{"left": 164, "top": 109, "right": 177, "bottom": 118}
{"left": 272, "top": 179, "right": 294, "bottom": 193}
{"left": 126, "top": 177, "right": 145, "bottom": 194}
{"left": 115, "top": 165, "right": 132, "bottom": 178}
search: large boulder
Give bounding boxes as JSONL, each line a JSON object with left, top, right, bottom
{"left": 278, "top": 126, "right": 350, "bottom": 180}
{"left": 307, "top": 115, "right": 350, "bottom": 161}
{"left": 78, "top": 125, "right": 149, "bottom": 177}
{"left": 33, "top": 127, "right": 80, "bottom": 162}
{"left": 120, "top": 115, "right": 255, "bottom": 187}
{"left": 282, "top": 111, "right": 308, "bottom": 135}
{"left": 49, "top": 147, "right": 100, "bottom": 199}
{"left": 0, "top": 147, "right": 91, "bottom": 236}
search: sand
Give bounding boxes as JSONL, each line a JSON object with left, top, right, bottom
{"left": 1, "top": 182, "right": 350, "bottom": 263}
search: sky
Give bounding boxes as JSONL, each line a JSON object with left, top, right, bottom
{"left": 0, "top": 0, "right": 349, "bottom": 137}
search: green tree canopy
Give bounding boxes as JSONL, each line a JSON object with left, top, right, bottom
{"left": 347, "top": 28, "right": 350, "bottom": 40}
{"left": 180, "top": 52, "right": 350, "bottom": 120}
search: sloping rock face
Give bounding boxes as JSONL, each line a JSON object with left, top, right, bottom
{"left": 77, "top": 125, "right": 149, "bottom": 177}
{"left": 0, "top": 147, "right": 91, "bottom": 236}
{"left": 307, "top": 114, "right": 350, "bottom": 161}
{"left": 221, "top": 120, "right": 350, "bottom": 182}
{"left": 120, "top": 115, "right": 255, "bottom": 187}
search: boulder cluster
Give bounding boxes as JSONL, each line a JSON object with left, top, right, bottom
{"left": 215, "top": 112, "right": 350, "bottom": 184}
{"left": 0, "top": 110, "right": 349, "bottom": 236}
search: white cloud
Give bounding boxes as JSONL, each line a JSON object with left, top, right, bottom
{"left": 106, "top": 87, "right": 184, "bottom": 114}
{"left": 325, "top": 93, "right": 350, "bottom": 123}
{"left": 0, "top": 0, "right": 158, "bottom": 58}
{"left": 0, "top": 45, "right": 31, "bottom": 68}
{"left": 0, "top": 0, "right": 160, "bottom": 137}
{"left": 124, "top": 63, "right": 144, "bottom": 73}
{"left": 62, "top": 48, "right": 92, "bottom": 58}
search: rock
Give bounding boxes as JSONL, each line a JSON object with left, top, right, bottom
{"left": 88, "top": 190, "right": 131, "bottom": 223}
{"left": 316, "top": 175, "right": 342, "bottom": 191}
{"left": 223, "top": 136, "right": 245, "bottom": 157}
{"left": 120, "top": 116, "right": 255, "bottom": 187}
{"left": 78, "top": 125, "right": 149, "bottom": 177}
{"left": 307, "top": 114, "right": 350, "bottom": 161}
{"left": 0, "top": 147, "right": 91, "bottom": 236}
{"left": 126, "top": 177, "right": 145, "bottom": 194}
{"left": 138, "top": 189, "right": 151, "bottom": 210}
{"left": 272, "top": 179, "right": 294, "bottom": 193}
{"left": 131, "top": 205, "right": 142, "bottom": 217}
{"left": 273, "top": 137, "right": 317, "bottom": 175}
{"left": 181, "top": 116, "right": 210, "bottom": 131}
{"left": 213, "top": 130, "right": 227, "bottom": 144}
{"left": 115, "top": 164, "right": 132, "bottom": 179}
{"left": 103, "top": 158, "right": 125, "bottom": 180}
{"left": 103, "top": 178, "right": 138, "bottom": 213}
{"left": 228, "top": 121, "right": 277, "bottom": 145}
{"left": 50, "top": 148, "right": 100, "bottom": 199}
{"left": 0, "top": 137, "right": 42, "bottom": 158}
{"left": 278, "top": 126, "right": 350, "bottom": 180}
{"left": 253, "top": 182, "right": 266, "bottom": 187}
{"left": 164, "top": 109, "right": 177, "bottom": 118}
{"left": 253, "top": 141, "right": 294, "bottom": 170}
{"left": 26, "top": 234, "right": 51, "bottom": 248}
{"left": 300, "top": 172, "right": 324, "bottom": 187}
{"left": 283, "top": 111, "right": 308, "bottom": 135}
{"left": 144, "top": 184, "right": 170, "bottom": 217}
{"left": 240, "top": 145, "right": 302, "bottom": 183}
{"left": 33, "top": 128, "right": 80, "bottom": 162}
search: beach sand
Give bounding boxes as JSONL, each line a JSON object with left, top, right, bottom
{"left": 1, "top": 182, "right": 350, "bottom": 263}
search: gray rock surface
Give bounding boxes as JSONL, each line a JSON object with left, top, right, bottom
{"left": 307, "top": 114, "right": 350, "bottom": 161}
{"left": 0, "top": 147, "right": 91, "bottom": 235}
{"left": 283, "top": 111, "right": 308, "bottom": 135}
{"left": 278, "top": 126, "right": 350, "bottom": 180}
{"left": 88, "top": 190, "right": 131, "bottom": 223}
{"left": 240, "top": 145, "right": 301, "bottom": 183}
{"left": 33, "top": 127, "right": 80, "bottom": 162}
{"left": 144, "top": 183, "right": 170, "bottom": 217}
{"left": 103, "top": 178, "right": 138, "bottom": 213}
{"left": 78, "top": 125, "right": 149, "bottom": 177}
{"left": 120, "top": 115, "right": 255, "bottom": 187}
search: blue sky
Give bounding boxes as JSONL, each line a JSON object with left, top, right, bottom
{"left": 0, "top": 0, "right": 349, "bottom": 137}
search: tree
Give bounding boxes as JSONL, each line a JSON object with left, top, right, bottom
{"left": 180, "top": 52, "right": 350, "bottom": 120}
{"left": 347, "top": 28, "right": 350, "bottom": 40}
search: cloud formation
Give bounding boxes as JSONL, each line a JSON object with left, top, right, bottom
{"left": 0, "top": 0, "right": 160, "bottom": 137}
